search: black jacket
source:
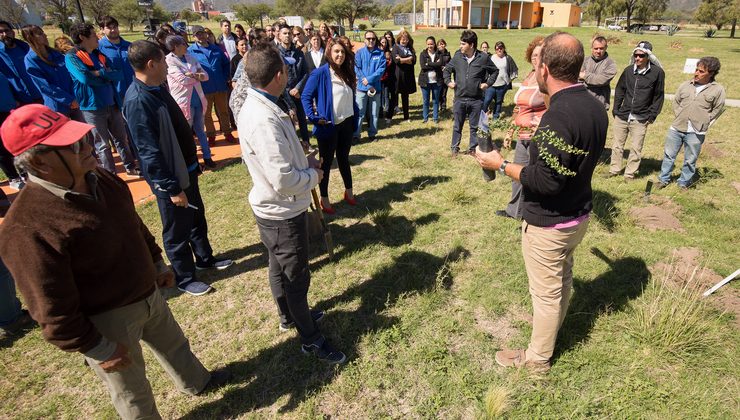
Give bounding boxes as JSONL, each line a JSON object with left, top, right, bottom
{"left": 418, "top": 49, "right": 444, "bottom": 87}
{"left": 278, "top": 43, "right": 308, "bottom": 92}
{"left": 443, "top": 50, "right": 498, "bottom": 100}
{"left": 613, "top": 64, "right": 665, "bottom": 123}
{"left": 305, "top": 49, "right": 327, "bottom": 75}
{"left": 392, "top": 44, "right": 417, "bottom": 94}
{"left": 519, "top": 85, "right": 608, "bottom": 227}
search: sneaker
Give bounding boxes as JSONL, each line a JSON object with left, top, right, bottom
{"left": 125, "top": 168, "right": 142, "bottom": 179}
{"left": 301, "top": 337, "right": 347, "bottom": 364}
{"left": 8, "top": 178, "right": 25, "bottom": 190}
{"left": 384, "top": 118, "right": 391, "bottom": 125}
{"left": 602, "top": 171, "right": 619, "bottom": 179}
{"left": 0, "top": 310, "right": 36, "bottom": 339}
{"left": 280, "top": 310, "right": 325, "bottom": 332}
{"left": 207, "top": 136, "right": 216, "bottom": 147}
{"left": 203, "top": 158, "right": 217, "bottom": 169}
{"left": 177, "top": 281, "right": 213, "bottom": 296}
{"left": 656, "top": 181, "right": 669, "bottom": 189}
{"left": 195, "top": 258, "right": 234, "bottom": 271}
{"left": 495, "top": 349, "right": 550, "bottom": 373}
{"left": 368, "top": 136, "right": 377, "bottom": 143}
{"left": 450, "top": 150, "right": 459, "bottom": 158}
{"left": 197, "top": 368, "right": 231, "bottom": 395}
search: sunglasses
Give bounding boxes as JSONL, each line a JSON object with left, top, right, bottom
{"left": 633, "top": 53, "right": 647, "bottom": 58}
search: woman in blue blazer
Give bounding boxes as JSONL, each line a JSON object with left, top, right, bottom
{"left": 301, "top": 39, "right": 359, "bottom": 214}
{"left": 21, "top": 25, "right": 81, "bottom": 120}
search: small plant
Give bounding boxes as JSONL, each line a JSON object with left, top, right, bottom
{"left": 667, "top": 25, "right": 679, "bottom": 36}
{"left": 478, "top": 385, "right": 510, "bottom": 419}
{"left": 369, "top": 16, "right": 381, "bottom": 28}
{"left": 358, "top": 23, "right": 367, "bottom": 31}
{"left": 532, "top": 127, "right": 588, "bottom": 177}
{"left": 669, "top": 41, "right": 683, "bottom": 49}
{"left": 704, "top": 29, "right": 716, "bottom": 38}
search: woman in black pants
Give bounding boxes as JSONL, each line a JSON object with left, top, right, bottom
{"left": 301, "top": 39, "right": 359, "bottom": 214}
{"left": 437, "top": 39, "right": 451, "bottom": 113}
{"left": 392, "top": 30, "right": 416, "bottom": 122}
{"left": 379, "top": 36, "right": 395, "bottom": 125}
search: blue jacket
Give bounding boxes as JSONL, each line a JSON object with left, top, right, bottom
{"left": 187, "top": 43, "right": 229, "bottom": 94}
{"left": 0, "top": 40, "right": 42, "bottom": 104}
{"left": 278, "top": 43, "right": 307, "bottom": 91}
{"left": 301, "top": 64, "right": 359, "bottom": 140}
{"left": 354, "top": 46, "right": 386, "bottom": 92}
{"left": 98, "top": 37, "right": 134, "bottom": 101}
{"left": 65, "top": 48, "right": 122, "bottom": 111}
{"left": 0, "top": 73, "right": 16, "bottom": 112}
{"left": 25, "top": 49, "right": 76, "bottom": 115}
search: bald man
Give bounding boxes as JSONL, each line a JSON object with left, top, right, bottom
{"left": 475, "top": 32, "right": 608, "bottom": 372}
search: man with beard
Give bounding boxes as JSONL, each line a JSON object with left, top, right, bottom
{"left": 579, "top": 36, "right": 617, "bottom": 110}
{"left": 475, "top": 32, "right": 608, "bottom": 373}
{"left": 98, "top": 16, "right": 135, "bottom": 102}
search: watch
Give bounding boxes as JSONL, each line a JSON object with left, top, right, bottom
{"left": 499, "top": 160, "right": 509, "bottom": 174}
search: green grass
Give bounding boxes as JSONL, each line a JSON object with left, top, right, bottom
{"left": 2, "top": 27, "right": 739, "bottom": 419}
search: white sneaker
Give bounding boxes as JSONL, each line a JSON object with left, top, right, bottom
{"left": 8, "top": 178, "right": 25, "bottom": 191}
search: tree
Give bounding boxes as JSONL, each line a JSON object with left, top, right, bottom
{"left": 81, "top": 0, "right": 114, "bottom": 24}
{"left": 634, "top": 0, "right": 668, "bottom": 23}
{"left": 275, "top": 0, "right": 319, "bottom": 18}
{"left": 0, "top": 0, "right": 30, "bottom": 26}
{"left": 35, "top": 0, "right": 75, "bottom": 33}
{"left": 317, "top": 0, "right": 379, "bottom": 29}
{"left": 111, "top": 0, "right": 143, "bottom": 31}
{"left": 694, "top": 0, "right": 734, "bottom": 31}
{"left": 585, "top": 0, "right": 609, "bottom": 27}
{"left": 233, "top": 3, "right": 273, "bottom": 27}
{"left": 179, "top": 8, "right": 201, "bottom": 22}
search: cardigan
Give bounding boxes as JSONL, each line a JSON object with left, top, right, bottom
{"left": 301, "top": 63, "right": 359, "bottom": 140}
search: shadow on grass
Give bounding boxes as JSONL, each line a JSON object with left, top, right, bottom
{"left": 553, "top": 247, "right": 650, "bottom": 362}
{"left": 348, "top": 154, "right": 383, "bottom": 166}
{"left": 181, "top": 246, "right": 469, "bottom": 418}
{"left": 393, "top": 126, "right": 444, "bottom": 139}
{"left": 591, "top": 189, "right": 620, "bottom": 233}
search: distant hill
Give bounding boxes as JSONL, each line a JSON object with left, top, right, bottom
{"left": 669, "top": 0, "right": 701, "bottom": 12}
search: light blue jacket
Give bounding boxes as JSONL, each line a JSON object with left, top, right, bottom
{"left": 65, "top": 48, "right": 122, "bottom": 111}
{"left": 354, "top": 46, "right": 386, "bottom": 93}
{"left": 187, "top": 43, "right": 229, "bottom": 94}
{"left": 98, "top": 37, "right": 134, "bottom": 100}
{"left": 0, "top": 40, "right": 42, "bottom": 103}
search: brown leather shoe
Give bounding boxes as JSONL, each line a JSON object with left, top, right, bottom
{"left": 495, "top": 348, "right": 551, "bottom": 373}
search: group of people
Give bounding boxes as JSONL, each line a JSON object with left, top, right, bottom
{"left": 0, "top": 17, "right": 729, "bottom": 420}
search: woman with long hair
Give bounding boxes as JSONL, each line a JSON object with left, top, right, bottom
{"left": 233, "top": 23, "right": 246, "bottom": 40}
{"left": 483, "top": 41, "right": 518, "bottom": 119}
{"left": 21, "top": 25, "right": 80, "bottom": 118}
{"left": 437, "top": 38, "right": 451, "bottom": 112}
{"left": 392, "top": 30, "right": 416, "bottom": 122}
{"left": 379, "top": 35, "right": 395, "bottom": 124}
{"left": 164, "top": 35, "right": 215, "bottom": 168}
{"left": 496, "top": 37, "right": 546, "bottom": 219}
{"left": 418, "top": 35, "right": 443, "bottom": 124}
{"left": 301, "top": 39, "right": 359, "bottom": 214}
{"left": 230, "top": 38, "right": 248, "bottom": 80}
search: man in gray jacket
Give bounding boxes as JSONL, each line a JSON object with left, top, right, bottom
{"left": 658, "top": 57, "right": 725, "bottom": 189}
{"left": 443, "top": 30, "right": 498, "bottom": 157}
{"left": 579, "top": 36, "right": 617, "bottom": 110}
{"left": 237, "top": 42, "right": 346, "bottom": 364}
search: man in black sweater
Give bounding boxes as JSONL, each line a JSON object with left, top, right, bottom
{"left": 123, "top": 40, "right": 232, "bottom": 296}
{"left": 475, "top": 32, "right": 607, "bottom": 372}
{"left": 442, "top": 30, "right": 498, "bottom": 156}
{"left": 608, "top": 41, "right": 665, "bottom": 179}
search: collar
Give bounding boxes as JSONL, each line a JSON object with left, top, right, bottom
{"left": 690, "top": 79, "right": 715, "bottom": 87}
{"left": 134, "top": 78, "right": 161, "bottom": 92}
{"left": 28, "top": 171, "right": 99, "bottom": 201}
{"left": 253, "top": 88, "right": 279, "bottom": 104}
{"left": 633, "top": 62, "right": 650, "bottom": 75}
{"left": 591, "top": 52, "right": 608, "bottom": 62}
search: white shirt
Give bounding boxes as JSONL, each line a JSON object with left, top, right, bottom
{"left": 686, "top": 83, "right": 711, "bottom": 134}
{"left": 427, "top": 52, "right": 437, "bottom": 84}
{"left": 222, "top": 36, "right": 237, "bottom": 59}
{"left": 331, "top": 69, "right": 354, "bottom": 124}
{"left": 310, "top": 49, "right": 323, "bottom": 69}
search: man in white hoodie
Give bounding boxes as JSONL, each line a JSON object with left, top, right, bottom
{"left": 236, "top": 42, "right": 346, "bottom": 365}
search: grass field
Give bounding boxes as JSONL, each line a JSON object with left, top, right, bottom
{"left": 1, "top": 25, "right": 739, "bottom": 419}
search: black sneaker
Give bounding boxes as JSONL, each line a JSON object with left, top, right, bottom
{"left": 204, "top": 158, "right": 217, "bottom": 169}
{"left": 280, "top": 310, "right": 325, "bottom": 332}
{"left": 301, "top": 337, "right": 347, "bottom": 364}
{"left": 197, "top": 368, "right": 231, "bottom": 395}
{"left": 0, "top": 310, "right": 36, "bottom": 339}
{"left": 195, "top": 258, "right": 234, "bottom": 271}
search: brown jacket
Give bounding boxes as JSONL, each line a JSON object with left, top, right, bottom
{"left": 581, "top": 54, "right": 617, "bottom": 110}
{"left": 0, "top": 169, "right": 162, "bottom": 353}
{"left": 671, "top": 80, "right": 726, "bottom": 133}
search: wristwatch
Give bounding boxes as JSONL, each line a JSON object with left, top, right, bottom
{"left": 499, "top": 160, "right": 509, "bottom": 174}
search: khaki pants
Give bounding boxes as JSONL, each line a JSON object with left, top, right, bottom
{"left": 521, "top": 219, "right": 589, "bottom": 362}
{"left": 85, "top": 290, "right": 210, "bottom": 420}
{"left": 609, "top": 117, "right": 649, "bottom": 178}
{"left": 204, "top": 91, "right": 232, "bottom": 136}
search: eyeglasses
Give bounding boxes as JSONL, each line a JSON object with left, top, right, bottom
{"left": 633, "top": 53, "right": 647, "bottom": 58}
{"left": 293, "top": 33, "right": 301, "bottom": 36}
{"left": 365, "top": 37, "right": 377, "bottom": 41}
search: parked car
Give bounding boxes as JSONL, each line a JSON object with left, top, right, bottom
{"left": 608, "top": 24, "right": 623, "bottom": 30}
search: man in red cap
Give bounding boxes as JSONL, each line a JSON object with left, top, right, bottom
{"left": 0, "top": 104, "right": 229, "bottom": 419}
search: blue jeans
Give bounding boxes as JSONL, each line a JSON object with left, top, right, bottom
{"left": 421, "top": 84, "right": 441, "bottom": 122}
{"left": 191, "top": 102, "right": 211, "bottom": 159}
{"left": 483, "top": 85, "right": 508, "bottom": 118}
{"left": 355, "top": 89, "right": 381, "bottom": 138}
{"left": 659, "top": 129, "right": 705, "bottom": 187}
{"left": 0, "top": 257, "right": 22, "bottom": 327}
{"left": 451, "top": 97, "right": 482, "bottom": 152}
{"left": 81, "top": 106, "right": 137, "bottom": 173}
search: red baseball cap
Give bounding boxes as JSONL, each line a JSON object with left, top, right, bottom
{"left": 0, "top": 104, "right": 94, "bottom": 156}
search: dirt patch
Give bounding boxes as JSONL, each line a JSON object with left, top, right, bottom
{"left": 629, "top": 199, "right": 684, "bottom": 232}
{"left": 669, "top": 41, "right": 683, "bottom": 50}
{"left": 474, "top": 307, "right": 531, "bottom": 344}
{"left": 653, "top": 247, "right": 740, "bottom": 329}
{"left": 703, "top": 143, "right": 724, "bottom": 158}
{"left": 731, "top": 181, "right": 740, "bottom": 194}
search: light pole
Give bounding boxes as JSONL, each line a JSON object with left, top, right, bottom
{"left": 412, "top": 0, "right": 417, "bottom": 32}
{"left": 74, "top": 0, "right": 84, "bottom": 22}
